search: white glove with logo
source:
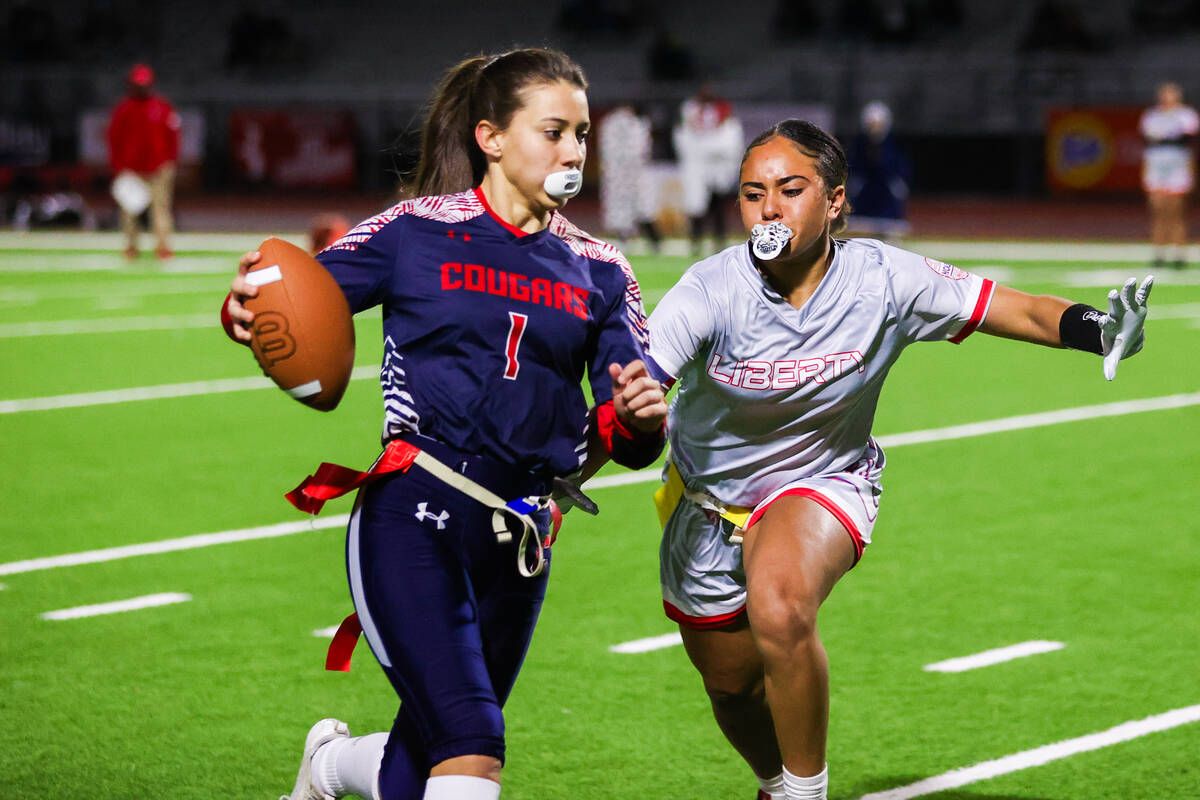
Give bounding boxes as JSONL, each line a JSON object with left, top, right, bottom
{"left": 1100, "top": 275, "right": 1153, "bottom": 381}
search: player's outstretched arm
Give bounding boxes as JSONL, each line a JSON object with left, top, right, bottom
{"left": 977, "top": 276, "right": 1152, "bottom": 380}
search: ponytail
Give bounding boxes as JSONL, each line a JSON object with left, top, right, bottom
{"left": 413, "top": 48, "right": 588, "bottom": 198}
{"left": 413, "top": 56, "right": 489, "bottom": 197}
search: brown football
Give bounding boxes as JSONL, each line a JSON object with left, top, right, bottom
{"left": 244, "top": 237, "right": 355, "bottom": 411}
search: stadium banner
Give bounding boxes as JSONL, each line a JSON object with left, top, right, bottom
{"left": 229, "top": 109, "right": 357, "bottom": 189}
{"left": 1045, "top": 107, "right": 1144, "bottom": 193}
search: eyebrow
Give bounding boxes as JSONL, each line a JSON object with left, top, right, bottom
{"left": 741, "top": 175, "right": 811, "bottom": 189}
{"left": 540, "top": 117, "right": 589, "bottom": 127}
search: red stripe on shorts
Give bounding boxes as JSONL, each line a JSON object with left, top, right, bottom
{"left": 663, "top": 600, "right": 746, "bottom": 630}
{"left": 744, "top": 488, "right": 865, "bottom": 563}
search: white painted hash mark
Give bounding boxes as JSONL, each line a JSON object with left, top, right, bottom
{"left": 858, "top": 703, "right": 1200, "bottom": 800}
{"left": 0, "top": 516, "right": 349, "bottom": 576}
{"left": 609, "top": 632, "right": 684, "bottom": 654}
{"left": 40, "top": 592, "right": 192, "bottom": 620}
{"left": 313, "top": 626, "right": 341, "bottom": 638}
{"left": 924, "top": 640, "right": 1066, "bottom": 673}
{"left": 0, "top": 366, "right": 377, "bottom": 414}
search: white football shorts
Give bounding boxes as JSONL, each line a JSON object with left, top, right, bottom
{"left": 1143, "top": 148, "right": 1195, "bottom": 195}
{"left": 657, "top": 443, "right": 884, "bottom": 629}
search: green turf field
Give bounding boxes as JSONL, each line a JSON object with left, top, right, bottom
{"left": 1, "top": 235, "right": 1198, "bottom": 800}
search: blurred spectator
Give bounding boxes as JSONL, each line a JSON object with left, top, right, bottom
{"left": 107, "top": 63, "right": 180, "bottom": 259}
{"left": 673, "top": 83, "right": 743, "bottom": 253}
{"left": 1132, "top": 0, "right": 1200, "bottom": 34}
{"left": 225, "top": 7, "right": 308, "bottom": 74}
{"left": 1019, "top": 0, "right": 1100, "bottom": 52}
{"left": 557, "top": 0, "right": 635, "bottom": 36}
{"left": 846, "top": 101, "right": 911, "bottom": 241}
{"left": 772, "top": 0, "right": 821, "bottom": 40}
{"left": 599, "top": 104, "right": 660, "bottom": 251}
{"left": 648, "top": 26, "right": 696, "bottom": 81}
{"left": 76, "top": 0, "right": 127, "bottom": 57}
{"left": 1140, "top": 82, "right": 1198, "bottom": 269}
{"left": 6, "top": 2, "right": 62, "bottom": 62}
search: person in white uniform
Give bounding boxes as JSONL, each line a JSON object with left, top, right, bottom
{"left": 1140, "top": 81, "right": 1199, "bottom": 269}
{"left": 647, "top": 119, "right": 1153, "bottom": 800}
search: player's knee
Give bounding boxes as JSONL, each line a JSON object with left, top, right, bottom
{"left": 746, "top": 580, "right": 821, "bottom": 656}
{"left": 702, "top": 671, "right": 765, "bottom": 711}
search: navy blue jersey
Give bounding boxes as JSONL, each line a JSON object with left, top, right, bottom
{"left": 317, "top": 188, "right": 652, "bottom": 478}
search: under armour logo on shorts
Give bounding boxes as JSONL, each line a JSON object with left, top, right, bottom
{"left": 414, "top": 502, "right": 450, "bottom": 530}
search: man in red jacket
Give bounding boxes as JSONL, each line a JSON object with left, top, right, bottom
{"left": 108, "top": 63, "right": 181, "bottom": 259}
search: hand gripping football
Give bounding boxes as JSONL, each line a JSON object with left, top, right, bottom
{"left": 244, "top": 237, "right": 355, "bottom": 411}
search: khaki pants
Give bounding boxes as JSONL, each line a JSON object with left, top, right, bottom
{"left": 120, "top": 164, "right": 175, "bottom": 252}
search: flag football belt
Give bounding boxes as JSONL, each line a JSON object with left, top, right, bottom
{"left": 653, "top": 461, "right": 753, "bottom": 544}
{"left": 287, "top": 438, "right": 555, "bottom": 673}
{"left": 286, "top": 437, "right": 554, "bottom": 578}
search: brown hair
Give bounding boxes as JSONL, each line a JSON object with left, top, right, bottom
{"left": 743, "top": 119, "right": 852, "bottom": 233}
{"left": 413, "top": 48, "right": 588, "bottom": 197}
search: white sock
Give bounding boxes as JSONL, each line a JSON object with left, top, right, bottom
{"left": 782, "top": 764, "right": 828, "bottom": 800}
{"left": 312, "top": 733, "right": 387, "bottom": 799}
{"left": 757, "top": 771, "right": 785, "bottom": 799}
{"left": 423, "top": 774, "right": 501, "bottom": 800}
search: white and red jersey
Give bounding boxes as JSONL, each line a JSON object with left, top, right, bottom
{"left": 1140, "top": 104, "right": 1199, "bottom": 194}
{"left": 648, "top": 237, "right": 994, "bottom": 508}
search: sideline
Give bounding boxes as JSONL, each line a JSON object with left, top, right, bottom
{"left": 2, "top": 391, "right": 1197, "bottom": 577}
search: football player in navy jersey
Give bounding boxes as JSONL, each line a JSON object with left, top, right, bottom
{"left": 224, "top": 48, "right": 667, "bottom": 800}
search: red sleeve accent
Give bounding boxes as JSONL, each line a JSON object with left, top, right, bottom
{"left": 595, "top": 400, "right": 665, "bottom": 469}
{"left": 220, "top": 292, "right": 245, "bottom": 344}
{"left": 949, "top": 278, "right": 996, "bottom": 344}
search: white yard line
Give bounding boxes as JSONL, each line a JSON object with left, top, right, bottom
{"left": 0, "top": 516, "right": 349, "bottom": 576}
{"left": 40, "top": 592, "right": 192, "bottom": 620}
{"left": 609, "top": 632, "right": 684, "bottom": 653}
{"left": 858, "top": 703, "right": 1200, "bottom": 800}
{"left": 924, "top": 641, "right": 1066, "bottom": 673}
{"left": 0, "top": 231, "right": 303, "bottom": 252}
{"left": 0, "top": 313, "right": 217, "bottom": 338}
{"left": 1, "top": 391, "right": 1196, "bottom": 577}
{"left": 0, "top": 277, "right": 225, "bottom": 304}
{"left": 0, "top": 365, "right": 379, "bottom": 414}
{"left": 874, "top": 392, "right": 1200, "bottom": 448}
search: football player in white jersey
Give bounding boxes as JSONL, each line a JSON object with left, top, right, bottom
{"left": 647, "top": 119, "right": 1152, "bottom": 800}
{"left": 1140, "top": 81, "right": 1199, "bottom": 268}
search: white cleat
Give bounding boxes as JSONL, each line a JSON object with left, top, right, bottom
{"left": 280, "top": 718, "right": 350, "bottom": 800}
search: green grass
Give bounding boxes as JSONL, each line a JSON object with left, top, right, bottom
{"left": 1, "top": 240, "right": 1198, "bottom": 799}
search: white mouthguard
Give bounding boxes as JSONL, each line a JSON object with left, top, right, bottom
{"left": 750, "top": 222, "right": 793, "bottom": 261}
{"left": 544, "top": 168, "right": 582, "bottom": 200}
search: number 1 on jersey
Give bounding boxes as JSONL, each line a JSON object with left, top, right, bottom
{"left": 503, "top": 311, "right": 528, "bottom": 380}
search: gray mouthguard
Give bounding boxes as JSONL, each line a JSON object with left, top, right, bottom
{"left": 750, "top": 222, "right": 793, "bottom": 260}
{"left": 543, "top": 168, "right": 582, "bottom": 200}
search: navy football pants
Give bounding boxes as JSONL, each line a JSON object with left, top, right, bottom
{"left": 346, "top": 437, "right": 551, "bottom": 800}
